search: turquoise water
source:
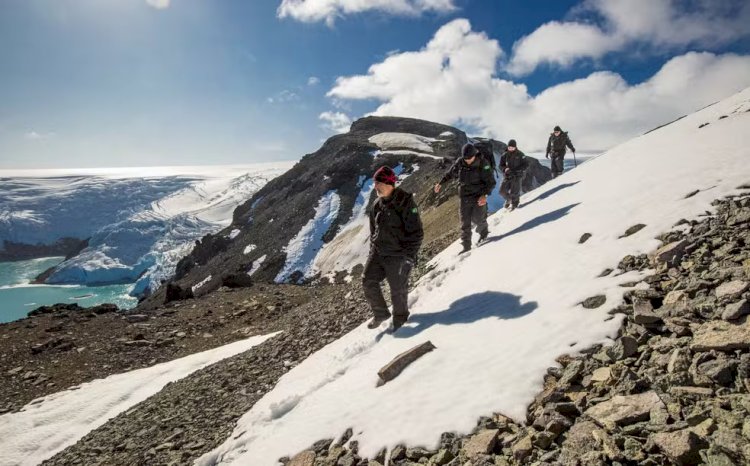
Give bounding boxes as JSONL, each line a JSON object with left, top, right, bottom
{"left": 0, "top": 257, "right": 137, "bottom": 323}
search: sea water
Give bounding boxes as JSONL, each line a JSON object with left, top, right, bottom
{"left": 0, "top": 257, "right": 137, "bottom": 323}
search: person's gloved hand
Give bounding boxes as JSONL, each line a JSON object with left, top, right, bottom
{"left": 477, "top": 195, "right": 487, "bottom": 206}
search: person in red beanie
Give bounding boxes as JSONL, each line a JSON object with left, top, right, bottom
{"left": 363, "top": 165, "right": 423, "bottom": 331}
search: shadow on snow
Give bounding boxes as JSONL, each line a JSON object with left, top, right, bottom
{"left": 388, "top": 291, "right": 537, "bottom": 339}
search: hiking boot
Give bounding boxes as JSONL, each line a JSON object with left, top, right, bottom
{"left": 477, "top": 232, "right": 488, "bottom": 245}
{"left": 504, "top": 201, "right": 511, "bottom": 209}
{"left": 459, "top": 244, "right": 471, "bottom": 254}
{"left": 367, "top": 314, "right": 390, "bottom": 329}
{"left": 391, "top": 315, "right": 409, "bottom": 332}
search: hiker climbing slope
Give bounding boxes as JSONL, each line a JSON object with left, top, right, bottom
{"left": 364, "top": 166, "right": 424, "bottom": 331}
{"left": 499, "top": 139, "right": 529, "bottom": 211}
{"left": 434, "top": 143, "right": 496, "bottom": 253}
{"left": 546, "top": 125, "right": 576, "bottom": 178}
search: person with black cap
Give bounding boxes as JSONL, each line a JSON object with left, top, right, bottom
{"left": 546, "top": 125, "right": 576, "bottom": 178}
{"left": 499, "top": 139, "right": 529, "bottom": 211}
{"left": 364, "top": 165, "right": 424, "bottom": 331}
{"left": 434, "top": 143, "right": 496, "bottom": 253}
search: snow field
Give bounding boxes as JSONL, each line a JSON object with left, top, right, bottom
{"left": 199, "top": 89, "right": 750, "bottom": 465}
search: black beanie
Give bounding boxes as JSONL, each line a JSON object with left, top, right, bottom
{"left": 462, "top": 143, "right": 478, "bottom": 159}
{"left": 554, "top": 126, "right": 562, "bottom": 132}
{"left": 507, "top": 139, "right": 517, "bottom": 148}
{"left": 373, "top": 165, "right": 397, "bottom": 186}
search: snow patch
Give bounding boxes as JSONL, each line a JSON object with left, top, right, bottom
{"left": 199, "top": 88, "right": 750, "bottom": 465}
{"left": 0, "top": 332, "right": 280, "bottom": 466}
{"left": 243, "top": 244, "right": 257, "bottom": 255}
{"left": 275, "top": 190, "right": 341, "bottom": 283}
{"left": 228, "top": 229, "right": 241, "bottom": 240}
{"left": 248, "top": 255, "right": 267, "bottom": 277}
{"left": 192, "top": 275, "right": 213, "bottom": 293}
{"left": 368, "top": 133, "right": 436, "bottom": 154}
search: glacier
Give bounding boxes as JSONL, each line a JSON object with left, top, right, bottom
{"left": 0, "top": 164, "right": 293, "bottom": 297}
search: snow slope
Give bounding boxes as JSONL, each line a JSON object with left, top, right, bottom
{"left": 0, "top": 332, "right": 280, "bottom": 466}
{"left": 0, "top": 163, "right": 292, "bottom": 296}
{"left": 199, "top": 88, "right": 750, "bottom": 466}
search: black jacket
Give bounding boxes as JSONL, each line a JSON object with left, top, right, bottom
{"left": 439, "top": 156, "right": 496, "bottom": 198}
{"left": 369, "top": 187, "right": 423, "bottom": 260}
{"left": 546, "top": 131, "right": 575, "bottom": 156}
{"left": 500, "top": 149, "right": 529, "bottom": 179}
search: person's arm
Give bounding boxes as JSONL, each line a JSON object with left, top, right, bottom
{"left": 438, "top": 158, "right": 460, "bottom": 184}
{"left": 400, "top": 196, "right": 424, "bottom": 261}
{"left": 499, "top": 153, "right": 508, "bottom": 172}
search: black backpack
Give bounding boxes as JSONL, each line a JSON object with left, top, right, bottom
{"left": 473, "top": 140, "right": 497, "bottom": 173}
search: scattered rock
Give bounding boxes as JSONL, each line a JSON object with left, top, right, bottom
{"left": 691, "top": 319, "right": 750, "bottom": 351}
{"left": 463, "top": 429, "right": 498, "bottom": 458}
{"left": 584, "top": 391, "right": 664, "bottom": 429}
{"left": 288, "top": 450, "right": 316, "bottom": 466}
{"left": 582, "top": 295, "right": 606, "bottom": 309}
{"left": 715, "top": 280, "right": 749, "bottom": 300}
{"left": 620, "top": 224, "right": 646, "bottom": 238}
{"left": 722, "top": 299, "right": 749, "bottom": 321}
{"left": 579, "top": 233, "right": 592, "bottom": 244}
{"left": 651, "top": 429, "right": 708, "bottom": 464}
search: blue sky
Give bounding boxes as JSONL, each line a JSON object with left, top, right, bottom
{"left": 1, "top": 0, "right": 749, "bottom": 168}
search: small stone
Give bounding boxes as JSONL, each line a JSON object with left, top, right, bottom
{"left": 7, "top": 366, "right": 23, "bottom": 376}
{"left": 664, "top": 290, "right": 688, "bottom": 306}
{"left": 582, "top": 295, "right": 606, "bottom": 309}
{"left": 511, "top": 434, "right": 533, "bottom": 462}
{"left": 579, "top": 233, "right": 592, "bottom": 244}
{"left": 722, "top": 299, "right": 749, "bottom": 321}
{"left": 590, "top": 367, "right": 612, "bottom": 383}
{"left": 592, "top": 429, "right": 622, "bottom": 461}
{"left": 633, "top": 301, "right": 662, "bottom": 325}
{"left": 405, "top": 447, "right": 431, "bottom": 461}
{"left": 558, "top": 360, "right": 584, "bottom": 386}
{"left": 584, "top": 391, "right": 664, "bottom": 430}
{"left": 652, "top": 239, "right": 688, "bottom": 266}
{"left": 154, "top": 442, "right": 174, "bottom": 452}
{"left": 691, "top": 319, "right": 750, "bottom": 351}
{"left": 287, "top": 450, "right": 315, "bottom": 466}
{"left": 620, "top": 224, "right": 646, "bottom": 238}
{"left": 431, "top": 449, "right": 454, "bottom": 466}
{"left": 651, "top": 429, "right": 707, "bottom": 464}
{"left": 715, "top": 280, "right": 749, "bottom": 300}
{"left": 463, "top": 429, "right": 498, "bottom": 458}
{"left": 612, "top": 336, "right": 638, "bottom": 360}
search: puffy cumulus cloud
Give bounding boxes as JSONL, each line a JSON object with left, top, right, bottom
{"left": 146, "top": 0, "right": 170, "bottom": 9}
{"left": 319, "top": 111, "right": 353, "bottom": 134}
{"left": 277, "top": 0, "right": 456, "bottom": 26}
{"left": 507, "top": 0, "right": 750, "bottom": 76}
{"left": 327, "top": 19, "right": 750, "bottom": 151}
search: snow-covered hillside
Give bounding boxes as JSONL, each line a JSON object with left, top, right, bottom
{"left": 0, "top": 164, "right": 292, "bottom": 296}
{"left": 0, "top": 332, "right": 279, "bottom": 466}
{"left": 198, "top": 89, "right": 750, "bottom": 465}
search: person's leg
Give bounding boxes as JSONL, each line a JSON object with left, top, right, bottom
{"left": 473, "top": 202, "right": 489, "bottom": 240}
{"left": 383, "top": 256, "right": 412, "bottom": 327}
{"left": 511, "top": 178, "right": 522, "bottom": 207}
{"left": 362, "top": 254, "right": 389, "bottom": 319}
{"left": 499, "top": 179, "right": 511, "bottom": 207}
{"left": 459, "top": 197, "right": 473, "bottom": 249}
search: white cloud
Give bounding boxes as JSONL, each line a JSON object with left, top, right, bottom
{"left": 277, "top": 0, "right": 456, "bottom": 26}
{"left": 319, "top": 111, "right": 353, "bottom": 134}
{"left": 507, "top": 0, "right": 750, "bottom": 76}
{"left": 308, "top": 76, "right": 321, "bottom": 86}
{"left": 146, "top": 0, "right": 170, "bottom": 9}
{"left": 327, "top": 19, "right": 750, "bottom": 151}
{"left": 267, "top": 90, "right": 300, "bottom": 104}
{"left": 24, "top": 131, "right": 55, "bottom": 140}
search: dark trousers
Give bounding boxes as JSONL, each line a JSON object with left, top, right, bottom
{"left": 460, "top": 196, "right": 488, "bottom": 248}
{"left": 362, "top": 253, "right": 412, "bottom": 321}
{"left": 499, "top": 176, "right": 522, "bottom": 208}
{"left": 551, "top": 153, "right": 565, "bottom": 177}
